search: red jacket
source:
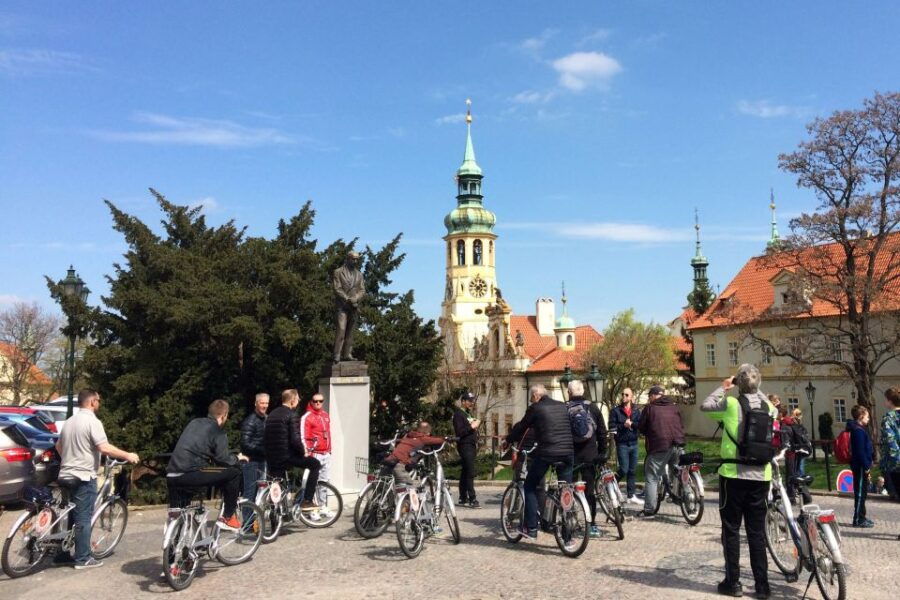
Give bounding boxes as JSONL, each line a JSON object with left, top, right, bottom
{"left": 301, "top": 405, "right": 331, "bottom": 454}
{"left": 388, "top": 432, "right": 446, "bottom": 465}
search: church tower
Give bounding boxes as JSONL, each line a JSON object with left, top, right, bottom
{"left": 687, "top": 209, "right": 715, "bottom": 314}
{"left": 440, "top": 100, "right": 498, "bottom": 363}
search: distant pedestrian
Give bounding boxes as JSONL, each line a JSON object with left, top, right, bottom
{"left": 608, "top": 387, "right": 642, "bottom": 504}
{"left": 847, "top": 405, "right": 875, "bottom": 527}
{"left": 301, "top": 393, "right": 334, "bottom": 518}
{"left": 637, "top": 385, "right": 685, "bottom": 518}
{"left": 701, "top": 364, "right": 776, "bottom": 599}
{"left": 780, "top": 406, "right": 811, "bottom": 504}
{"left": 879, "top": 387, "right": 900, "bottom": 507}
{"left": 239, "top": 393, "right": 268, "bottom": 519}
{"left": 453, "top": 391, "right": 481, "bottom": 508}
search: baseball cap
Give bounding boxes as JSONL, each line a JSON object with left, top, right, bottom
{"left": 648, "top": 385, "right": 665, "bottom": 396}
{"left": 459, "top": 391, "right": 477, "bottom": 402}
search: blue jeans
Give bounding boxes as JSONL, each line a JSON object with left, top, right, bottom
{"left": 524, "top": 454, "right": 573, "bottom": 530}
{"left": 71, "top": 478, "right": 98, "bottom": 564}
{"left": 644, "top": 448, "right": 679, "bottom": 512}
{"left": 616, "top": 441, "right": 639, "bottom": 497}
{"left": 241, "top": 460, "right": 266, "bottom": 520}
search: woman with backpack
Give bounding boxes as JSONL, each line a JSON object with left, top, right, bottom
{"left": 782, "top": 408, "right": 812, "bottom": 504}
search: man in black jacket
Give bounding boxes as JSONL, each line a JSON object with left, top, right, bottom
{"left": 566, "top": 380, "right": 608, "bottom": 537}
{"left": 264, "top": 389, "right": 321, "bottom": 511}
{"left": 167, "top": 399, "right": 247, "bottom": 529}
{"left": 608, "top": 387, "right": 642, "bottom": 504}
{"left": 507, "top": 385, "right": 574, "bottom": 539}
{"left": 240, "top": 392, "right": 268, "bottom": 518}
{"left": 453, "top": 391, "right": 480, "bottom": 508}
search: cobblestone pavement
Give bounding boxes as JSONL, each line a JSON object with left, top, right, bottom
{"left": 1, "top": 489, "right": 897, "bottom": 599}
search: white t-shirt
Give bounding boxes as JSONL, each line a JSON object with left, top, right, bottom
{"left": 58, "top": 410, "right": 108, "bottom": 481}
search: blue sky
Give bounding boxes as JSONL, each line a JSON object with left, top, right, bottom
{"left": 2, "top": 2, "right": 899, "bottom": 329}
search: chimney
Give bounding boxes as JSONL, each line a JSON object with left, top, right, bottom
{"left": 536, "top": 298, "right": 555, "bottom": 336}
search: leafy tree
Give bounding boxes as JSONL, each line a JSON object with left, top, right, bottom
{"left": 744, "top": 92, "right": 900, "bottom": 416}
{"left": 49, "top": 189, "right": 441, "bottom": 457}
{"left": 581, "top": 309, "right": 677, "bottom": 410}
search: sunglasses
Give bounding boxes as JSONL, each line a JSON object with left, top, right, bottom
{"left": 311, "top": 400, "right": 324, "bottom": 404}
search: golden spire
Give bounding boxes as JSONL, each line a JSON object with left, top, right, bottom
{"left": 466, "top": 98, "right": 472, "bottom": 124}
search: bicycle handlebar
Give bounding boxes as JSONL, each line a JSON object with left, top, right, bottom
{"left": 415, "top": 441, "right": 450, "bottom": 456}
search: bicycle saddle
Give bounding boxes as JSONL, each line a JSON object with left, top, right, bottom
{"left": 54, "top": 476, "right": 82, "bottom": 489}
{"left": 790, "top": 475, "right": 814, "bottom": 486}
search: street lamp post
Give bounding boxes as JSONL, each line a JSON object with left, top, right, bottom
{"left": 586, "top": 363, "right": 605, "bottom": 407}
{"left": 805, "top": 380, "right": 817, "bottom": 459}
{"left": 59, "top": 266, "right": 90, "bottom": 418}
{"left": 559, "top": 364, "right": 575, "bottom": 402}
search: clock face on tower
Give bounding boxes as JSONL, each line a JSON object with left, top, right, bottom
{"left": 469, "top": 276, "right": 488, "bottom": 298}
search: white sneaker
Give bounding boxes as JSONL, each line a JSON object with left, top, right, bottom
{"left": 305, "top": 511, "right": 321, "bottom": 522}
{"left": 318, "top": 509, "right": 334, "bottom": 519}
{"left": 628, "top": 495, "right": 643, "bottom": 505}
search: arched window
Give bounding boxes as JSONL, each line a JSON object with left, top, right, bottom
{"left": 494, "top": 329, "right": 500, "bottom": 357}
{"left": 566, "top": 334, "right": 574, "bottom": 346}
{"left": 457, "top": 239, "right": 466, "bottom": 265}
{"left": 473, "top": 240, "right": 483, "bottom": 265}
{"left": 447, "top": 241, "right": 451, "bottom": 262}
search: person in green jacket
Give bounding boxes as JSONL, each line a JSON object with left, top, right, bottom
{"left": 701, "top": 363, "right": 777, "bottom": 599}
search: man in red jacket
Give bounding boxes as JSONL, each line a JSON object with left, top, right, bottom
{"left": 301, "top": 393, "right": 332, "bottom": 517}
{"left": 381, "top": 422, "right": 448, "bottom": 485}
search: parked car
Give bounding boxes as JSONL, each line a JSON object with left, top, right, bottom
{"left": 0, "top": 423, "right": 37, "bottom": 506}
{"left": 0, "top": 406, "right": 58, "bottom": 433}
{"left": 28, "top": 403, "right": 80, "bottom": 433}
{"left": 0, "top": 415, "right": 57, "bottom": 445}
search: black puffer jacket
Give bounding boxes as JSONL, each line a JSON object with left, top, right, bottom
{"left": 167, "top": 417, "right": 237, "bottom": 474}
{"left": 240, "top": 412, "right": 266, "bottom": 462}
{"left": 263, "top": 405, "right": 304, "bottom": 467}
{"left": 452, "top": 408, "right": 478, "bottom": 448}
{"left": 507, "top": 395, "right": 574, "bottom": 459}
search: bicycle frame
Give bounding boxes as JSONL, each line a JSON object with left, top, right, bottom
{"left": 392, "top": 441, "right": 455, "bottom": 526}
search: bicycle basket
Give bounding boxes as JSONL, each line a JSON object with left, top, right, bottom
{"left": 21, "top": 485, "right": 53, "bottom": 506}
{"left": 678, "top": 452, "right": 704, "bottom": 466}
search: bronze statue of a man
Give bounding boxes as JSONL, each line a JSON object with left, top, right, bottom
{"left": 332, "top": 251, "right": 365, "bottom": 363}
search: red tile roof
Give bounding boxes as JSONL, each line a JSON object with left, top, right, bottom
{"left": 689, "top": 234, "right": 900, "bottom": 330}
{"left": 0, "top": 342, "right": 52, "bottom": 386}
{"left": 509, "top": 315, "right": 556, "bottom": 359}
{"left": 526, "top": 325, "right": 603, "bottom": 373}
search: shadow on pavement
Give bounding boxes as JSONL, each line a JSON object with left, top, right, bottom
{"left": 597, "top": 563, "right": 798, "bottom": 598}
{"left": 119, "top": 555, "right": 223, "bottom": 593}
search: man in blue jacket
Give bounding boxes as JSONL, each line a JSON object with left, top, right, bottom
{"left": 847, "top": 405, "right": 874, "bottom": 527}
{"left": 608, "top": 387, "right": 642, "bottom": 504}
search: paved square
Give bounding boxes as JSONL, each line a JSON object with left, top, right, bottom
{"left": 1, "top": 489, "right": 896, "bottom": 599}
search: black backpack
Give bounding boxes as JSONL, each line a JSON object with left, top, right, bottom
{"left": 790, "top": 423, "right": 813, "bottom": 456}
{"left": 724, "top": 395, "right": 776, "bottom": 466}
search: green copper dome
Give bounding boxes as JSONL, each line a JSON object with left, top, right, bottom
{"left": 444, "top": 202, "right": 496, "bottom": 234}
{"left": 555, "top": 315, "right": 575, "bottom": 329}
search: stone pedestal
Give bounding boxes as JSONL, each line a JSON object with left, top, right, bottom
{"left": 319, "top": 363, "right": 370, "bottom": 495}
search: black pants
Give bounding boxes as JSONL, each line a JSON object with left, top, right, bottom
{"left": 574, "top": 461, "right": 597, "bottom": 524}
{"left": 271, "top": 456, "right": 321, "bottom": 502}
{"left": 458, "top": 444, "right": 477, "bottom": 503}
{"left": 851, "top": 466, "right": 868, "bottom": 524}
{"left": 785, "top": 453, "right": 812, "bottom": 505}
{"left": 718, "top": 476, "right": 769, "bottom": 590}
{"left": 167, "top": 466, "right": 242, "bottom": 518}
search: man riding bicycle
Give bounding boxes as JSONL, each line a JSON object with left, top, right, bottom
{"left": 166, "top": 399, "right": 246, "bottom": 529}
{"left": 380, "top": 421, "right": 447, "bottom": 485}
{"left": 506, "top": 384, "right": 574, "bottom": 540}
{"left": 263, "top": 389, "right": 321, "bottom": 512}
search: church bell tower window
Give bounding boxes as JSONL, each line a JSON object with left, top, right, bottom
{"left": 473, "top": 240, "right": 483, "bottom": 265}
{"left": 457, "top": 239, "right": 466, "bottom": 266}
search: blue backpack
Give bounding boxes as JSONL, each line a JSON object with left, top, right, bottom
{"left": 566, "top": 400, "right": 597, "bottom": 443}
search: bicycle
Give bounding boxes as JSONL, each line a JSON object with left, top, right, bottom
{"left": 353, "top": 432, "right": 406, "bottom": 539}
{"left": 393, "top": 440, "right": 460, "bottom": 558}
{"left": 256, "top": 464, "right": 343, "bottom": 543}
{"left": 764, "top": 447, "right": 847, "bottom": 600}
{"left": 648, "top": 444, "right": 705, "bottom": 525}
{"left": 593, "top": 462, "right": 625, "bottom": 540}
{"left": 161, "top": 487, "right": 263, "bottom": 591}
{"left": 2, "top": 460, "right": 131, "bottom": 578}
{"left": 499, "top": 446, "right": 591, "bottom": 558}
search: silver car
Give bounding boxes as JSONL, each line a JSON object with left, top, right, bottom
{"left": 0, "top": 424, "right": 37, "bottom": 506}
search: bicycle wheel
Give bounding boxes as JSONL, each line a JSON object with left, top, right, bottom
{"left": 764, "top": 506, "right": 799, "bottom": 576}
{"left": 650, "top": 478, "right": 665, "bottom": 515}
{"left": 297, "top": 481, "right": 343, "bottom": 528}
{"left": 215, "top": 500, "right": 263, "bottom": 565}
{"left": 612, "top": 507, "right": 625, "bottom": 540}
{"left": 595, "top": 479, "right": 612, "bottom": 520}
{"left": 395, "top": 495, "right": 425, "bottom": 559}
{"left": 91, "top": 498, "right": 128, "bottom": 558}
{"left": 679, "top": 475, "right": 704, "bottom": 526}
{"left": 814, "top": 523, "right": 847, "bottom": 600}
{"left": 1, "top": 508, "right": 50, "bottom": 578}
{"left": 553, "top": 497, "right": 590, "bottom": 558}
{"left": 443, "top": 489, "right": 460, "bottom": 544}
{"left": 354, "top": 483, "right": 389, "bottom": 538}
{"left": 500, "top": 484, "right": 524, "bottom": 543}
{"left": 258, "top": 488, "right": 283, "bottom": 544}
{"left": 162, "top": 516, "right": 197, "bottom": 591}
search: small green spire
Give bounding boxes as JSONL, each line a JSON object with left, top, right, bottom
{"left": 767, "top": 188, "right": 781, "bottom": 249}
{"left": 691, "top": 207, "right": 708, "bottom": 266}
{"left": 688, "top": 208, "right": 715, "bottom": 314}
{"left": 457, "top": 99, "right": 482, "bottom": 176}
{"left": 555, "top": 281, "right": 575, "bottom": 329}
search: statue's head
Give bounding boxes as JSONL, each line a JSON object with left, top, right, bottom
{"left": 345, "top": 251, "right": 361, "bottom": 268}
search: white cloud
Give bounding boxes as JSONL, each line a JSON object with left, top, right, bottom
{"left": 0, "top": 294, "right": 27, "bottom": 305}
{"left": 736, "top": 99, "right": 808, "bottom": 119}
{"left": 578, "top": 28, "right": 612, "bottom": 46}
{"left": 87, "top": 112, "right": 296, "bottom": 147}
{"left": 552, "top": 51, "right": 622, "bottom": 91}
{"left": 0, "top": 49, "right": 96, "bottom": 76}
{"left": 510, "top": 90, "right": 556, "bottom": 104}
{"left": 189, "top": 197, "right": 219, "bottom": 214}
{"left": 501, "top": 221, "right": 768, "bottom": 243}
{"left": 435, "top": 113, "right": 467, "bottom": 125}
{"left": 519, "top": 28, "right": 559, "bottom": 54}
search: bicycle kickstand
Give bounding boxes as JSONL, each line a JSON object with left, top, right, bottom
{"left": 800, "top": 568, "right": 816, "bottom": 599}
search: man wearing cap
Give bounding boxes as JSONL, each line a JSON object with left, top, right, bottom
{"left": 453, "top": 391, "right": 481, "bottom": 508}
{"left": 332, "top": 251, "right": 365, "bottom": 363}
{"left": 638, "top": 385, "right": 685, "bottom": 517}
